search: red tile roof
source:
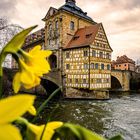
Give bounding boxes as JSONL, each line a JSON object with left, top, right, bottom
{"left": 64, "top": 23, "right": 101, "bottom": 49}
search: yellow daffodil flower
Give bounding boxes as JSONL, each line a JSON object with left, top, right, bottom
{"left": 0, "top": 94, "right": 36, "bottom": 140}
{"left": 21, "top": 45, "right": 52, "bottom": 77}
{"left": 26, "top": 121, "right": 63, "bottom": 140}
{"left": 13, "top": 59, "right": 39, "bottom": 93}
{"left": 13, "top": 45, "right": 52, "bottom": 93}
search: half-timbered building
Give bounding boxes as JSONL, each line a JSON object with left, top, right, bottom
{"left": 63, "top": 23, "right": 113, "bottom": 90}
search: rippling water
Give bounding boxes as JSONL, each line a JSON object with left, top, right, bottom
{"left": 36, "top": 93, "right": 140, "bottom": 140}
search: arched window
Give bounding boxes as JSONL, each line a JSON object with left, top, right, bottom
{"left": 55, "top": 21, "right": 59, "bottom": 29}
{"left": 49, "top": 55, "right": 57, "bottom": 69}
{"left": 70, "top": 21, "right": 74, "bottom": 30}
{"left": 101, "top": 64, "right": 104, "bottom": 70}
{"left": 48, "top": 24, "right": 52, "bottom": 36}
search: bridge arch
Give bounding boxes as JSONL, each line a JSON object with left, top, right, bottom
{"left": 111, "top": 76, "right": 122, "bottom": 90}
{"left": 41, "top": 77, "right": 61, "bottom": 98}
{"left": 111, "top": 70, "right": 130, "bottom": 91}
{"left": 49, "top": 54, "right": 57, "bottom": 69}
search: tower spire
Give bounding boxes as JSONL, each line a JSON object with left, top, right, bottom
{"left": 65, "top": 0, "right": 76, "bottom": 4}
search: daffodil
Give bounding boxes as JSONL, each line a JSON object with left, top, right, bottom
{"left": 13, "top": 45, "right": 52, "bottom": 93}
{"left": 0, "top": 94, "right": 36, "bottom": 140}
{"left": 20, "top": 45, "right": 52, "bottom": 77}
{"left": 13, "top": 59, "right": 40, "bottom": 93}
{"left": 26, "top": 121, "right": 63, "bottom": 140}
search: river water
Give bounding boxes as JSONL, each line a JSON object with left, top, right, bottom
{"left": 36, "top": 92, "right": 140, "bottom": 140}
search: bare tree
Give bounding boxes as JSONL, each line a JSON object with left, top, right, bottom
{"left": 0, "top": 17, "right": 23, "bottom": 68}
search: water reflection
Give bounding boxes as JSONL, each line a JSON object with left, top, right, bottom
{"left": 35, "top": 93, "right": 140, "bottom": 140}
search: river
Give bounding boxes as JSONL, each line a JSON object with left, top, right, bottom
{"left": 36, "top": 92, "right": 140, "bottom": 140}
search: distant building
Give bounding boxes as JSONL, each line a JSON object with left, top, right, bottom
{"left": 135, "top": 65, "right": 140, "bottom": 73}
{"left": 112, "top": 55, "right": 135, "bottom": 71}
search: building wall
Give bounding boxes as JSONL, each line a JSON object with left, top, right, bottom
{"left": 45, "top": 11, "right": 94, "bottom": 49}
{"left": 114, "top": 63, "right": 135, "bottom": 71}
{"left": 61, "top": 12, "right": 93, "bottom": 46}
{"left": 44, "top": 10, "right": 94, "bottom": 70}
{"left": 64, "top": 46, "right": 111, "bottom": 90}
{"left": 63, "top": 47, "right": 89, "bottom": 89}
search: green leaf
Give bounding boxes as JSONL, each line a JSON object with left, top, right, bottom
{"left": 108, "top": 135, "right": 124, "bottom": 140}
{"left": 2, "top": 25, "right": 37, "bottom": 55}
{"left": 54, "top": 123, "right": 106, "bottom": 140}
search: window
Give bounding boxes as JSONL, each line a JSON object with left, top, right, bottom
{"left": 55, "top": 21, "right": 59, "bottom": 29}
{"left": 49, "top": 24, "right": 52, "bottom": 30}
{"left": 106, "top": 79, "right": 109, "bottom": 83}
{"left": 48, "top": 24, "right": 52, "bottom": 36}
{"left": 90, "top": 63, "right": 94, "bottom": 69}
{"left": 99, "top": 52, "right": 103, "bottom": 58}
{"left": 55, "top": 38, "right": 59, "bottom": 45}
{"left": 66, "top": 64, "right": 70, "bottom": 69}
{"left": 83, "top": 79, "right": 86, "bottom": 84}
{"left": 86, "top": 33, "right": 92, "bottom": 38}
{"left": 95, "top": 63, "right": 98, "bottom": 69}
{"left": 70, "top": 21, "right": 74, "bottom": 30}
{"left": 73, "top": 36, "right": 79, "bottom": 40}
{"left": 96, "top": 43, "right": 99, "bottom": 47}
{"left": 84, "top": 50, "right": 88, "bottom": 57}
{"left": 107, "top": 64, "right": 110, "bottom": 70}
{"left": 96, "top": 79, "right": 102, "bottom": 83}
{"left": 48, "top": 39, "right": 50, "bottom": 45}
{"left": 92, "top": 50, "right": 96, "bottom": 57}
{"left": 106, "top": 53, "right": 110, "bottom": 59}
{"left": 101, "top": 64, "right": 104, "bottom": 70}
{"left": 66, "top": 52, "right": 70, "bottom": 58}
{"left": 75, "top": 79, "right": 78, "bottom": 83}
{"left": 69, "top": 79, "right": 72, "bottom": 83}
{"left": 84, "top": 63, "right": 88, "bottom": 69}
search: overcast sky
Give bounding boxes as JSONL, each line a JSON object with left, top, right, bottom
{"left": 0, "top": 0, "right": 140, "bottom": 61}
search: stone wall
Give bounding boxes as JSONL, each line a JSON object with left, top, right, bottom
{"left": 65, "top": 87, "right": 109, "bottom": 99}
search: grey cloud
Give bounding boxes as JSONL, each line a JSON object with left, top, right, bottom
{"left": 0, "top": 0, "right": 17, "bottom": 18}
{"left": 110, "top": 0, "right": 140, "bottom": 9}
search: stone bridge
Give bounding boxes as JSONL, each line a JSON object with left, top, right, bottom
{"left": 4, "top": 68, "right": 140, "bottom": 94}
{"left": 45, "top": 69, "right": 139, "bottom": 91}
{"left": 111, "top": 70, "right": 131, "bottom": 91}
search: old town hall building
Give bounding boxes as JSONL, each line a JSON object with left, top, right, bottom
{"left": 18, "top": 0, "right": 113, "bottom": 97}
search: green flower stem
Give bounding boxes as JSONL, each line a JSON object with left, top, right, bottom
{"left": 0, "top": 53, "right": 5, "bottom": 99}
{"left": 16, "top": 117, "right": 29, "bottom": 126}
{"left": 0, "top": 70, "right": 2, "bottom": 99}
{"left": 32, "top": 86, "right": 62, "bottom": 123}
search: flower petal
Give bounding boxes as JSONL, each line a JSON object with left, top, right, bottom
{"left": 0, "top": 124, "right": 22, "bottom": 140}
{"left": 23, "top": 76, "right": 40, "bottom": 89}
{"left": 28, "top": 106, "right": 36, "bottom": 116}
{"left": 19, "top": 59, "right": 35, "bottom": 85}
{"left": 42, "top": 122, "right": 63, "bottom": 140}
{"left": 29, "top": 45, "right": 41, "bottom": 55}
{"left": 0, "top": 94, "right": 35, "bottom": 124}
{"left": 47, "top": 122, "right": 63, "bottom": 130}
{"left": 13, "top": 72, "right": 21, "bottom": 93}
